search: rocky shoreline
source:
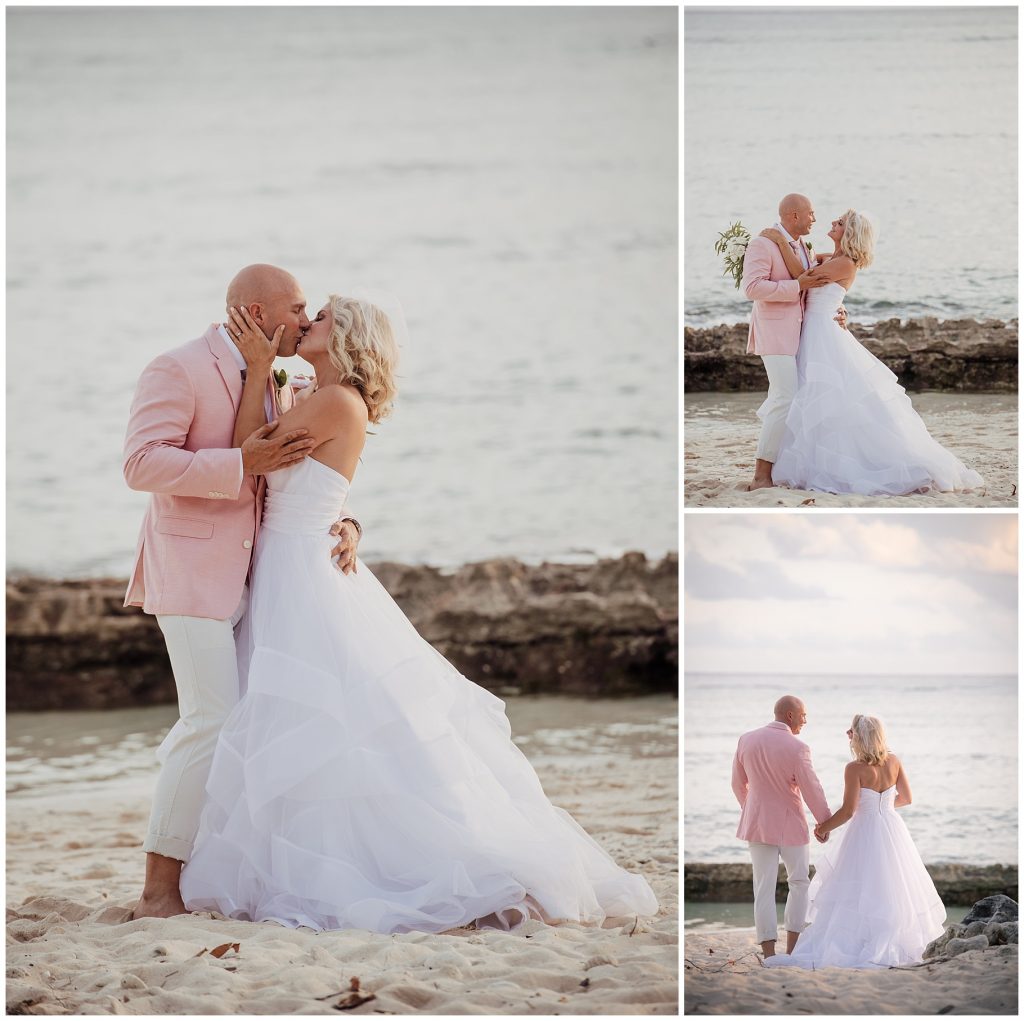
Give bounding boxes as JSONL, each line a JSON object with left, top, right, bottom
{"left": 684, "top": 317, "right": 1018, "bottom": 392}
{"left": 6, "top": 553, "right": 678, "bottom": 711}
{"left": 684, "top": 861, "right": 1018, "bottom": 907}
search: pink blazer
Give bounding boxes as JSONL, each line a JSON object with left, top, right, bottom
{"left": 731, "top": 721, "right": 831, "bottom": 846}
{"left": 742, "top": 235, "right": 807, "bottom": 356}
{"left": 123, "top": 325, "right": 274, "bottom": 619}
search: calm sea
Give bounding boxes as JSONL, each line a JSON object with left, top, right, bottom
{"left": 684, "top": 674, "right": 1018, "bottom": 865}
{"left": 7, "top": 695, "right": 678, "bottom": 802}
{"left": 684, "top": 7, "right": 1018, "bottom": 326}
{"left": 6, "top": 7, "right": 677, "bottom": 578}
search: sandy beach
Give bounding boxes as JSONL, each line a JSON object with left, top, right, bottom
{"left": 684, "top": 929, "right": 1018, "bottom": 1015}
{"left": 6, "top": 709, "right": 678, "bottom": 1016}
{"left": 684, "top": 392, "right": 1018, "bottom": 507}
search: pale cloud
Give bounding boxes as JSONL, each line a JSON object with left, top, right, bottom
{"left": 684, "top": 513, "right": 1018, "bottom": 677}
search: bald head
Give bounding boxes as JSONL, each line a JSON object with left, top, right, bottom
{"left": 224, "top": 263, "right": 309, "bottom": 358}
{"left": 774, "top": 695, "right": 807, "bottom": 735}
{"left": 777, "top": 194, "right": 815, "bottom": 239}
{"left": 225, "top": 264, "right": 300, "bottom": 310}
{"left": 778, "top": 194, "right": 811, "bottom": 218}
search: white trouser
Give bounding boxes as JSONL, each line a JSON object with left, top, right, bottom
{"left": 748, "top": 841, "right": 810, "bottom": 942}
{"left": 143, "top": 589, "right": 248, "bottom": 862}
{"left": 756, "top": 354, "right": 799, "bottom": 462}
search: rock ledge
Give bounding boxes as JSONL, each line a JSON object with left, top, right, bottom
{"left": 6, "top": 553, "right": 678, "bottom": 710}
{"left": 685, "top": 317, "right": 1018, "bottom": 392}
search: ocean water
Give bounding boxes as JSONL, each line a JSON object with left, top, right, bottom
{"left": 684, "top": 7, "right": 1018, "bottom": 326}
{"left": 6, "top": 7, "right": 677, "bottom": 578}
{"left": 6, "top": 695, "right": 678, "bottom": 801}
{"left": 684, "top": 674, "right": 1018, "bottom": 865}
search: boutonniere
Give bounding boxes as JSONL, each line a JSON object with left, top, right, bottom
{"left": 272, "top": 368, "right": 294, "bottom": 415}
{"left": 805, "top": 241, "right": 813, "bottom": 252}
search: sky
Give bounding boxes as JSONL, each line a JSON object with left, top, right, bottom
{"left": 684, "top": 513, "right": 1018, "bottom": 677}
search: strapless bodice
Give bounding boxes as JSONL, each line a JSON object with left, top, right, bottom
{"left": 262, "top": 457, "right": 351, "bottom": 535}
{"left": 858, "top": 785, "right": 897, "bottom": 815}
{"left": 805, "top": 281, "right": 847, "bottom": 313}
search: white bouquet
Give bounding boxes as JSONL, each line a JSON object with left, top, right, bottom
{"left": 714, "top": 222, "right": 751, "bottom": 290}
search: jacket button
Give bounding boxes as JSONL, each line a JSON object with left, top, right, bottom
{"left": 242, "top": 539, "right": 252, "bottom": 549}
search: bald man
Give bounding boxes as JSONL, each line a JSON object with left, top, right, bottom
{"left": 123, "top": 264, "right": 363, "bottom": 919}
{"left": 732, "top": 696, "right": 831, "bottom": 958}
{"left": 741, "top": 194, "right": 828, "bottom": 491}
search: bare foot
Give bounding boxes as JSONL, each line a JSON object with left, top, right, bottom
{"left": 130, "top": 892, "right": 187, "bottom": 920}
{"left": 747, "top": 477, "right": 775, "bottom": 491}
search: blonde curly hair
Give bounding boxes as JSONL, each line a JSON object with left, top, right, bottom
{"left": 325, "top": 294, "right": 399, "bottom": 424}
{"left": 839, "top": 208, "right": 877, "bottom": 269}
{"left": 849, "top": 714, "right": 890, "bottom": 766}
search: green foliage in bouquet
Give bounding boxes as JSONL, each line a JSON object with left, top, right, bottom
{"left": 714, "top": 222, "right": 752, "bottom": 290}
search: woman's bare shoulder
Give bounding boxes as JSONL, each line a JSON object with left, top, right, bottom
{"left": 312, "top": 383, "right": 368, "bottom": 419}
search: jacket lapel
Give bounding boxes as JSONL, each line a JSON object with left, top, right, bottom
{"left": 204, "top": 325, "right": 243, "bottom": 414}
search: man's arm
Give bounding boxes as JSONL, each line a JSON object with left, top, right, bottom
{"left": 795, "top": 742, "right": 831, "bottom": 825}
{"left": 731, "top": 745, "right": 749, "bottom": 808}
{"left": 123, "top": 354, "right": 245, "bottom": 499}
{"left": 741, "top": 237, "right": 802, "bottom": 303}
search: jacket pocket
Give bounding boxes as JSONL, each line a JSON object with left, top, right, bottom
{"left": 157, "top": 516, "right": 214, "bottom": 539}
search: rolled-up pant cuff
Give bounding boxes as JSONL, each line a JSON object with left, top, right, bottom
{"left": 142, "top": 832, "right": 194, "bottom": 862}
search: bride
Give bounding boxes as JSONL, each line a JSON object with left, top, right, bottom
{"left": 759, "top": 211, "right": 983, "bottom": 496}
{"left": 178, "top": 296, "right": 659, "bottom": 934}
{"left": 763, "top": 715, "right": 946, "bottom": 969}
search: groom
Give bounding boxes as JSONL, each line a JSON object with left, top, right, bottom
{"left": 731, "top": 695, "right": 832, "bottom": 958}
{"left": 123, "top": 263, "right": 362, "bottom": 919}
{"left": 741, "top": 193, "right": 830, "bottom": 492}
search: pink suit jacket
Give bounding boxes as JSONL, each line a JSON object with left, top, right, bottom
{"left": 731, "top": 721, "right": 831, "bottom": 846}
{"left": 123, "top": 325, "right": 274, "bottom": 620}
{"left": 742, "top": 235, "right": 808, "bottom": 356}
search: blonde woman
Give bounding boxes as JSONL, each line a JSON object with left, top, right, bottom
{"left": 758, "top": 210, "right": 983, "bottom": 496}
{"left": 764, "top": 715, "right": 946, "bottom": 969}
{"left": 178, "top": 297, "right": 659, "bottom": 934}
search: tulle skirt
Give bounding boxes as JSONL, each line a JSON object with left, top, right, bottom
{"left": 179, "top": 524, "right": 659, "bottom": 934}
{"left": 763, "top": 802, "right": 946, "bottom": 969}
{"left": 769, "top": 310, "right": 983, "bottom": 496}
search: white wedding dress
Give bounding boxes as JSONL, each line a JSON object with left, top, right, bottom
{"left": 179, "top": 456, "right": 658, "bottom": 934}
{"left": 762, "top": 785, "right": 946, "bottom": 969}
{"left": 769, "top": 282, "right": 983, "bottom": 495}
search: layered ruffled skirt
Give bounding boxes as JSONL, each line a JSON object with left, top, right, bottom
{"left": 180, "top": 517, "right": 658, "bottom": 934}
{"left": 770, "top": 307, "right": 983, "bottom": 496}
{"left": 763, "top": 790, "right": 946, "bottom": 969}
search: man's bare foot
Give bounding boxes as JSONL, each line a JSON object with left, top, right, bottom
{"left": 130, "top": 851, "right": 186, "bottom": 920}
{"left": 130, "top": 892, "right": 187, "bottom": 920}
{"left": 747, "top": 477, "right": 775, "bottom": 491}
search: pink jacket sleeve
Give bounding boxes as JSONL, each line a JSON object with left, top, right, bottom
{"left": 123, "top": 354, "right": 244, "bottom": 499}
{"left": 731, "top": 743, "right": 749, "bottom": 808}
{"left": 742, "top": 237, "right": 801, "bottom": 303}
{"left": 795, "top": 743, "right": 831, "bottom": 824}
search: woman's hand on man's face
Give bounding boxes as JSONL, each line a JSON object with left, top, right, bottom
{"left": 227, "top": 305, "right": 282, "bottom": 373}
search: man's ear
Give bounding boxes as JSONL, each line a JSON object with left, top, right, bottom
{"left": 249, "top": 303, "right": 265, "bottom": 324}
